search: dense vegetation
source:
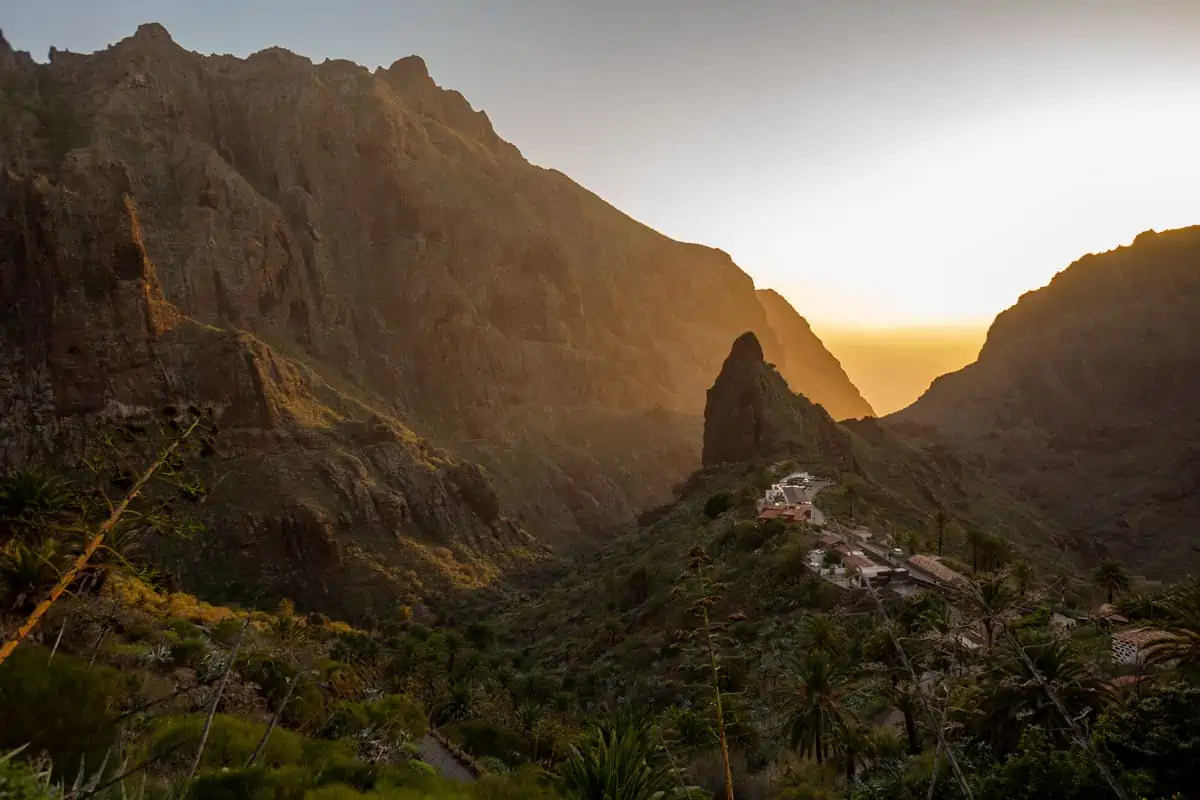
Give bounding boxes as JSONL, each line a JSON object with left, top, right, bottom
{"left": 2, "top": 422, "right": 1199, "bottom": 799}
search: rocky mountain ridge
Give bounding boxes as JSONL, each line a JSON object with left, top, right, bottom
{"left": 896, "top": 226, "right": 1200, "bottom": 577}
{"left": 0, "top": 24, "right": 870, "bottom": 612}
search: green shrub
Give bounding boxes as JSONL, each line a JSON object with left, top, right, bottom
{"left": 366, "top": 694, "right": 427, "bottom": 740}
{"left": 0, "top": 646, "right": 121, "bottom": 776}
{"left": 703, "top": 491, "right": 733, "bottom": 519}
{"left": 148, "top": 714, "right": 351, "bottom": 771}
{"left": 238, "top": 652, "right": 298, "bottom": 706}
{"left": 168, "top": 617, "right": 204, "bottom": 639}
{"left": 170, "top": 637, "right": 208, "bottom": 668}
{"left": 211, "top": 618, "right": 245, "bottom": 645}
{"left": 189, "top": 765, "right": 309, "bottom": 800}
{"left": 0, "top": 749, "right": 61, "bottom": 800}
{"left": 445, "top": 720, "right": 530, "bottom": 767}
{"left": 282, "top": 679, "right": 326, "bottom": 731}
{"left": 322, "top": 701, "right": 372, "bottom": 739}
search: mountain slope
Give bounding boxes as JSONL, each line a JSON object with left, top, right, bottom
{"left": 0, "top": 25, "right": 868, "bottom": 608}
{"left": 895, "top": 226, "right": 1200, "bottom": 577}
{"left": 756, "top": 289, "right": 874, "bottom": 419}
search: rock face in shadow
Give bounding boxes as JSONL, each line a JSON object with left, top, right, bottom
{"left": 895, "top": 227, "right": 1200, "bottom": 577}
{"left": 702, "top": 332, "right": 851, "bottom": 467}
{"left": 756, "top": 289, "right": 874, "bottom": 420}
{"left": 0, "top": 161, "right": 536, "bottom": 619}
{"left": 0, "top": 25, "right": 869, "bottom": 608}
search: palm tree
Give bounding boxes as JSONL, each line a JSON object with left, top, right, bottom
{"left": 932, "top": 506, "right": 950, "bottom": 557}
{"left": 785, "top": 650, "right": 846, "bottom": 765}
{"left": 960, "top": 573, "right": 1018, "bottom": 649}
{"left": 1144, "top": 583, "right": 1200, "bottom": 677}
{"left": 843, "top": 482, "right": 859, "bottom": 523}
{"left": 559, "top": 715, "right": 697, "bottom": 800}
{"left": 1010, "top": 560, "right": 1035, "bottom": 597}
{"left": 965, "top": 527, "right": 986, "bottom": 573}
{"left": 973, "top": 631, "right": 1109, "bottom": 756}
{"left": 800, "top": 614, "right": 847, "bottom": 657}
{"left": 1094, "top": 561, "right": 1131, "bottom": 605}
{"left": 829, "top": 714, "right": 873, "bottom": 783}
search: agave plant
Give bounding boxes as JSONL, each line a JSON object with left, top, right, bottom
{"left": 558, "top": 716, "right": 700, "bottom": 800}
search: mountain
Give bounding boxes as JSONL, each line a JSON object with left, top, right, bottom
{"left": 895, "top": 226, "right": 1200, "bottom": 577}
{"left": 701, "top": 332, "right": 853, "bottom": 467}
{"left": 755, "top": 290, "right": 874, "bottom": 419}
{"left": 0, "top": 25, "right": 868, "bottom": 612}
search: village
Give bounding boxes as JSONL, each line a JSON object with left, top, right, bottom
{"left": 754, "top": 471, "right": 1178, "bottom": 669}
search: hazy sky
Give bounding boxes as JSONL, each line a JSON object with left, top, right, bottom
{"left": 6, "top": 0, "right": 1200, "bottom": 328}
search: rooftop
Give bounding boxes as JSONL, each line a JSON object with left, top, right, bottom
{"left": 908, "top": 555, "right": 970, "bottom": 589}
{"left": 1113, "top": 628, "right": 1177, "bottom": 648}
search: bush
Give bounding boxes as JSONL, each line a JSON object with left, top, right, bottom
{"left": 367, "top": 694, "right": 427, "bottom": 740}
{"left": 322, "top": 701, "right": 372, "bottom": 739}
{"left": 190, "top": 765, "right": 309, "bottom": 800}
{"left": 168, "top": 617, "right": 204, "bottom": 639}
{"left": 238, "top": 652, "right": 298, "bottom": 706}
{"left": 703, "top": 491, "right": 733, "bottom": 519}
{"left": 170, "top": 637, "right": 208, "bottom": 668}
{"left": 445, "top": 720, "right": 530, "bottom": 767}
{"left": 0, "top": 646, "right": 121, "bottom": 776}
{"left": 148, "top": 714, "right": 351, "bottom": 771}
{"left": 0, "top": 749, "right": 61, "bottom": 800}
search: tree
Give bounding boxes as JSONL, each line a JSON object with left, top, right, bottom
{"left": 960, "top": 573, "right": 1019, "bottom": 649}
{"left": 932, "top": 506, "right": 950, "bottom": 557}
{"left": 1095, "top": 680, "right": 1200, "bottom": 798}
{"left": 1144, "top": 583, "right": 1200, "bottom": 677}
{"left": 704, "top": 491, "right": 733, "bottom": 520}
{"left": 965, "top": 527, "right": 987, "bottom": 573}
{"left": 1010, "top": 560, "right": 1035, "bottom": 597}
{"left": 799, "top": 614, "right": 847, "bottom": 657}
{"left": 1093, "top": 561, "right": 1131, "bottom": 605}
{"left": 784, "top": 650, "right": 845, "bottom": 766}
{"left": 972, "top": 632, "right": 1109, "bottom": 756}
{"left": 821, "top": 551, "right": 841, "bottom": 576}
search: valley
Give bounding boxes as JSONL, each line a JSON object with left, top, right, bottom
{"left": 0, "top": 16, "right": 1199, "bottom": 800}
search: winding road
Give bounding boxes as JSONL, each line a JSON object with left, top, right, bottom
{"left": 420, "top": 734, "right": 476, "bottom": 782}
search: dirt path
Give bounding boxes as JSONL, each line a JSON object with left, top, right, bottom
{"left": 419, "top": 734, "right": 476, "bottom": 782}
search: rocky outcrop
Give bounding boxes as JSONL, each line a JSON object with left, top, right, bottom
{"left": 0, "top": 25, "right": 869, "bottom": 607}
{"left": 0, "top": 158, "right": 538, "bottom": 619}
{"left": 895, "top": 227, "right": 1200, "bottom": 577}
{"left": 701, "top": 332, "right": 851, "bottom": 467}
{"left": 756, "top": 289, "right": 874, "bottom": 420}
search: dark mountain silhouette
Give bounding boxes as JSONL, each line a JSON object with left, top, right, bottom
{"left": 0, "top": 25, "right": 868, "bottom": 612}
{"left": 896, "top": 226, "right": 1200, "bottom": 577}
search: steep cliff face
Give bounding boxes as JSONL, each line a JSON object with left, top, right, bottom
{"left": 0, "top": 160, "right": 538, "bottom": 618}
{"left": 896, "top": 227, "right": 1200, "bottom": 577}
{"left": 0, "top": 24, "right": 869, "bottom": 606}
{"left": 701, "top": 332, "right": 851, "bottom": 467}
{"left": 756, "top": 289, "right": 874, "bottom": 420}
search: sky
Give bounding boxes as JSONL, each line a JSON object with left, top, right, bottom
{"left": 5, "top": 0, "right": 1200, "bottom": 329}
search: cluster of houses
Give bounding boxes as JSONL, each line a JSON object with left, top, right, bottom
{"left": 755, "top": 471, "right": 826, "bottom": 526}
{"left": 754, "top": 471, "right": 1178, "bottom": 670}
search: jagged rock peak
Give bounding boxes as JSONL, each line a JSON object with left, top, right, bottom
{"left": 384, "top": 54, "right": 431, "bottom": 82}
{"left": 132, "top": 22, "right": 174, "bottom": 46}
{"left": 702, "top": 332, "right": 849, "bottom": 467}
{"left": 729, "top": 330, "right": 765, "bottom": 363}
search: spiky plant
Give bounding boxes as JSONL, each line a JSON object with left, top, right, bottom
{"left": 558, "top": 716, "right": 698, "bottom": 800}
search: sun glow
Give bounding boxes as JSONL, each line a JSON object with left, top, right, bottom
{"left": 753, "top": 84, "right": 1200, "bottom": 328}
